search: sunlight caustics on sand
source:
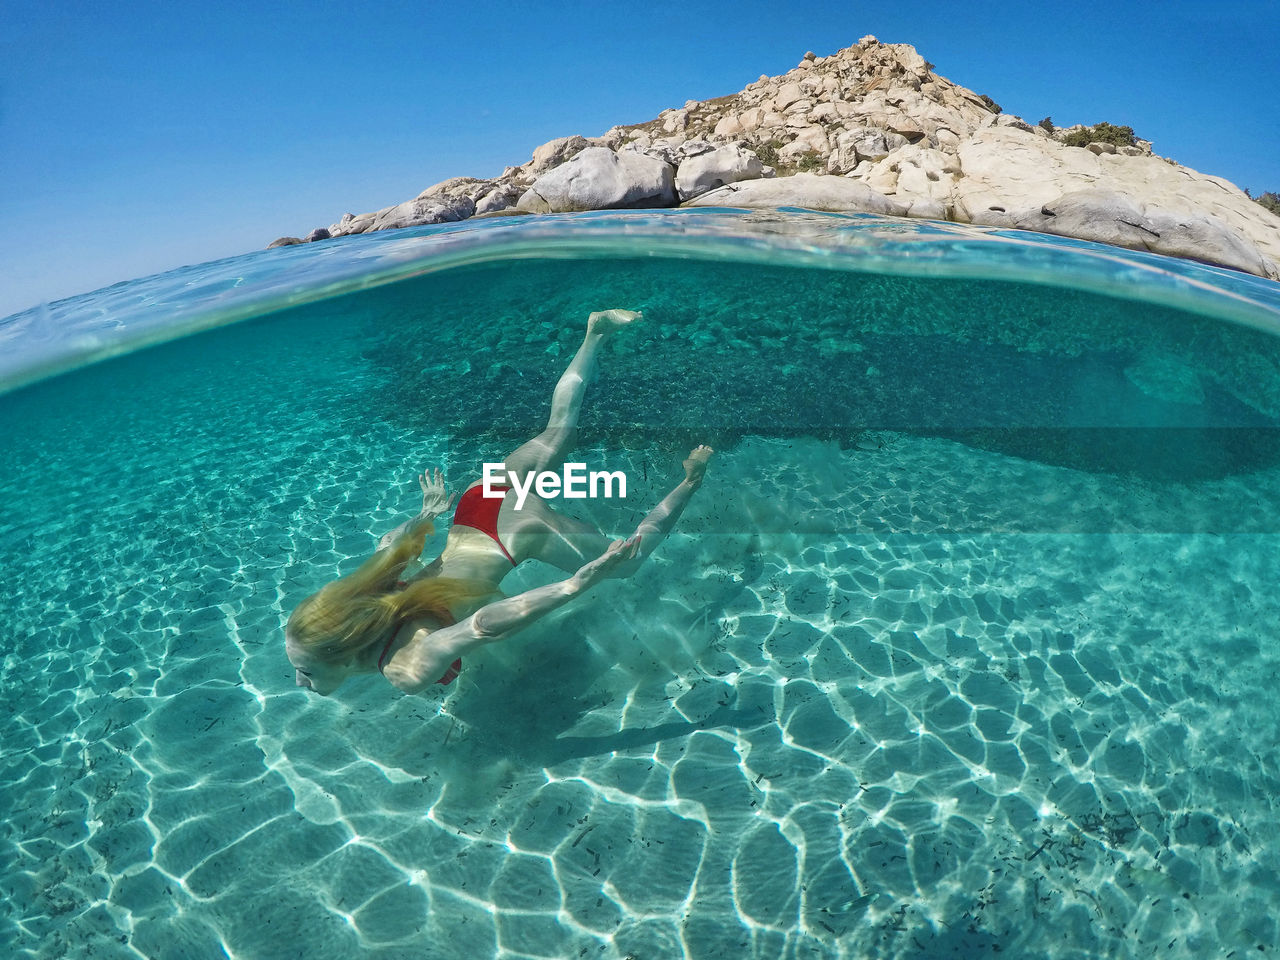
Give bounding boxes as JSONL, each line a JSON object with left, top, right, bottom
{"left": 2, "top": 211, "right": 1279, "bottom": 959}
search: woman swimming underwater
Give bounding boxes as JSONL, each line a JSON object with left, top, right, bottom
{"left": 285, "top": 309, "right": 712, "bottom": 696}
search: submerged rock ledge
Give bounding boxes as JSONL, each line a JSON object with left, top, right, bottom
{"left": 270, "top": 36, "right": 1280, "bottom": 280}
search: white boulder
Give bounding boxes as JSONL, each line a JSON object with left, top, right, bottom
{"left": 1000, "top": 189, "right": 1276, "bottom": 278}
{"left": 516, "top": 147, "right": 677, "bottom": 213}
{"left": 778, "top": 126, "right": 830, "bottom": 159}
{"left": 713, "top": 114, "right": 745, "bottom": 138}
{"left": 369, "top": 194, "right": 475, "bottom": 231}
{"left": 829, "top": 127, "right": 909, "bottom": 171}
{"left": 528, "top": 136, "right": 592, "bottom": 174}
{"left": 683, "top": 173, "right": 906, "bottom": 216}
{"left": 328, "top": 211, "right": 375, "bottom": 237}
{"left": 473, "top": 182, "right": 524, "bottom": 216}
{"left": 675, "top": 145, "right": 768, "bottom": 201}
{"left": 772, "top": 81, "right": 804, "bottom": 110}
{"left": 861, "top": 144, "right": 959, "bottom": 214}
{"left": 951, "top": 126, "right": 1280, "bottom": 278}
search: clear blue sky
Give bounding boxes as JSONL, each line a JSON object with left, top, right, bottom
{"left": 2, "top": 0, "right": 1277, "bottom": 319}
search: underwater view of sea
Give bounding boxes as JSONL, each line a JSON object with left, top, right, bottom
{"left": 3, "top": 208, "right": 1280, "bottom": 960}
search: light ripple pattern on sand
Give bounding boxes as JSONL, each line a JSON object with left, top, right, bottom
{"left": 2, "top": 212, "right": 1279, "bottom": 959}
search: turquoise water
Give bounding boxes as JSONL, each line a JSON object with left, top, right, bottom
{"left": 3, "top": 209, "right": 1280, "bottom": 959}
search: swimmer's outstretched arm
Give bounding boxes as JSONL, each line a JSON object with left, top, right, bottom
{"left": 377, "top": 468, "right": 455, "bottom": 550}
{"left": 382, "top": 537, "right": 642, "bottom": 694}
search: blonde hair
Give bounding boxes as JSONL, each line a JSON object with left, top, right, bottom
{"left": 287, "top": 518, "right": 500, "bottom": 662}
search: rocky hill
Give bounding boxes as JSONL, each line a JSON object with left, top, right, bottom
{"left": 271, "top": 36, "right": 1280, "bottom": 280}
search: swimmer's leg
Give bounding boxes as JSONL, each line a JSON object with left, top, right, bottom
{"left": 502, "top": 309, "right": 640, "bottom": 478}
{"left": 504, "top": 446, "right": 712, "bottom": 576}
{"left": 503, "top": 503, "right": 611, "bottom": 574}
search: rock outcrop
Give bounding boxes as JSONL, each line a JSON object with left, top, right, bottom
{"left": 515, "top": 147, "right": 677, "bottom": 213}
{"left": 675, "top": 143, "right": 770, "bottom": 202}
{"left": 686, "top": 173, "right": 906, "bottom": 216}
{"left": 281, "top": 36, "right": 1280, "bottom": 279}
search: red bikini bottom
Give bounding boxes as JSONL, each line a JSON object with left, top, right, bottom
{"left": 452, "top": 483, "right": 516, "bottom": 565}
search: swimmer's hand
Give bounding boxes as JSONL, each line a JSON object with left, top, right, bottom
{"left": 377, "top": 468, "right": 454, "bottom": 549}
{"left": 418, "top": 467, "right": 455, "bottom": 518}
{"left": 573, "top": 535, "right": 642, "bottom": 588}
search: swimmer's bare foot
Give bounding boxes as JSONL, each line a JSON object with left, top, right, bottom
{"left": 587, "top": 308, "right": 642, "bottom": 335}
{"left": 683, "top": 445, "right": 714, "bottom": 487}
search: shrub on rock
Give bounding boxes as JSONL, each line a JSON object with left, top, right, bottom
{"left": 1063, "top": 122, "right": 1137, "bottom": 148}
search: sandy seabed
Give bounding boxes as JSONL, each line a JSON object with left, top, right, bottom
{"left": 3, "top": 270, "right": 1279, "bottom": 960}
